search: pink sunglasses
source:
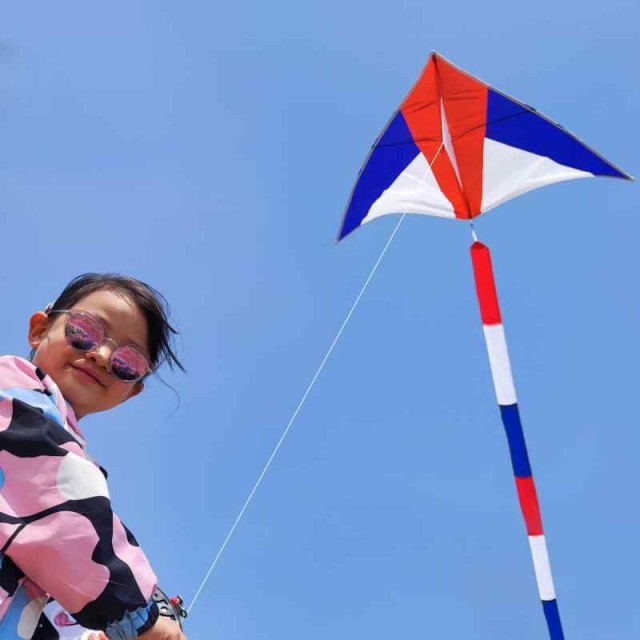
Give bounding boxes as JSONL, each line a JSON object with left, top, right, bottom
{"left": 49, "top": 310, "right": 151, "bottom": 382}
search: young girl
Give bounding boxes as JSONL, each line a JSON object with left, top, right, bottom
{"left": 0, "top": 274, "right": 188, "bottom": 640}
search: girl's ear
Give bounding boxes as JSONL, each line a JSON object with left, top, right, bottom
{"left": 28, "top": 311, "right": 50, "bottom": 349}
{"left": 125, "top": 380, "right": 145, "bottom": 402}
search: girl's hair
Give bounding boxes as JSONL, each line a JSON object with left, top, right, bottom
{"left": 44, "top": 273, "right": 184, "bottom": 373}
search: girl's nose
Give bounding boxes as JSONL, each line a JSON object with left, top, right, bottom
{"left": 86, "top": 344, "right": 113, "bottom": 370}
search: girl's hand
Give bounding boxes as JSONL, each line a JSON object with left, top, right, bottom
{"left": 137, "top": 616, "right": 187, "bottom": 640}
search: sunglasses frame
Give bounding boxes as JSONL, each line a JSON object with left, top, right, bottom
{"left": 47, "top": 309, "right": 151, "bottom": 383}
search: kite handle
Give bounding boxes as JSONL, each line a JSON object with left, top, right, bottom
{"left": 153, "top": 587, "right": 188, "bottom": 629}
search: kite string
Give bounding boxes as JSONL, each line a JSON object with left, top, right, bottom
{"left": 187, "top": 143, "right": 445, "bottom": 615}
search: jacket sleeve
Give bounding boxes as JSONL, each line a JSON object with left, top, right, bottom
{"left": 0, "top": 364, "right": 159, "bottom": 637}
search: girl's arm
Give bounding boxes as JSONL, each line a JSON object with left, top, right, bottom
{"left": 0, "top": 358, "right": 160, "bottom": 638}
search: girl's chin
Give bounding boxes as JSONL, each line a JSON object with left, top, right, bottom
{"left": 58, "top": 385, "right": 98, "bottom": 418}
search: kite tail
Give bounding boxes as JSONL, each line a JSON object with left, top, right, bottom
{"left": 470, "top": 240, "right": 565, "bottom": 640}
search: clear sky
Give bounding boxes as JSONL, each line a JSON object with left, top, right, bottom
{"left": 0, "top": 2, "right": 637, "bottom": 638}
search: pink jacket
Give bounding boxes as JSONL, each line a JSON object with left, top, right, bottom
{"left": 0, "top": 356, "right": 158, "bottom": 639}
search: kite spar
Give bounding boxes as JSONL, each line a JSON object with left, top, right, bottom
{"left": 337, "top": 52, "right": 631, "bottom": 639}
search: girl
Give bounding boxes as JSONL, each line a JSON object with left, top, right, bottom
{"left": 0, "top": 274, "right": 188, "bottom": 640}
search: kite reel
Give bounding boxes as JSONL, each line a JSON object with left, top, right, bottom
{"left": 152, "top": 586, "right": 188, "bottom": 629}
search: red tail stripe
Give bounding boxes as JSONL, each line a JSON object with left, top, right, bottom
{"left": 470, "top": 241, "right": 502, "bottom": 325}
{"left": 515, "top": 476, "right": 543, "bottom": 536}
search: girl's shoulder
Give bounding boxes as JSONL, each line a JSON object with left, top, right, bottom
{"left": 0, "top": 355, "right": 45, "bottom": 389}
{"left": 0, "top": 355, "right": 85, "bottom": 447}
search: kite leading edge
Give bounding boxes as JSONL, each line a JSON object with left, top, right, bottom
{"left": 338, "top": 52, "right": 631, "bottom": 638}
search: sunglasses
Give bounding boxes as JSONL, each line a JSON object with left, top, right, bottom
{"left": 49, "top": 310, "right": 151, "bottom": 382}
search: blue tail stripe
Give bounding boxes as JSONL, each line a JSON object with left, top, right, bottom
{"left": 499, "top": 403, "right": 532, "bottom": 478}
{"left": 542, "top": 599, "right": 565, "bottom": 640}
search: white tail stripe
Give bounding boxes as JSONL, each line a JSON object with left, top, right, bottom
{"left": 528, "top": 535, "right": 556, "bottom": 601}
{"left": 482, "top": 324, "right": 517, "bottom": 405}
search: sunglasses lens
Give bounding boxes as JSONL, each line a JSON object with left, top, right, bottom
{"left": 65, "top": 314, "right": 103, "bottom": 351}
{"left": 110, "top": 346, "right": 149, "bottom": 382}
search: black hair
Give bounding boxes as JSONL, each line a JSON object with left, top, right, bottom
{"left": 44, "top": 273, "right": 184, "bottom": 374}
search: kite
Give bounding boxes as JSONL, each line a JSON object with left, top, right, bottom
{"left": 337, "top": 52, "right": 631, "bottom": 639}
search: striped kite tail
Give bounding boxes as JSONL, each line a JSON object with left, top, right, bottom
{"left": 470, "top": 240, "right": 565, "bottom": 640}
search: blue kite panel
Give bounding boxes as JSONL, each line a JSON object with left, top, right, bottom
{"left": 339, "top": 111, "right": 420, "bottom": 240}
{"left": 542, "top": 599, "right": 565, "bottom": 640}
{"left": 499, "top": 403, "right": 532, "bottom": 478}
{"left": 486, "top": 90, "right": 626, "bottom": 178}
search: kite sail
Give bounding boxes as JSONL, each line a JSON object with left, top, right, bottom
{"left": 338, "top": 52, "right": 630, "bottom": 241}
{"left": 337, "top": 52, "right": 631, "bottom": 640}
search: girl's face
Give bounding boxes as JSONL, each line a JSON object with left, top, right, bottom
{"left": 28, "top": 289, "right": 149, "bottom": 419}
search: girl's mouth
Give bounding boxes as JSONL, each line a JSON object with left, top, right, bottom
{"left": 70, "top": 365, "right": 104, "bottom": 386}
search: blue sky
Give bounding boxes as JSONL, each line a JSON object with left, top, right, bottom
{"left": 1, "top": 1, "right": 637, "bottom": 638}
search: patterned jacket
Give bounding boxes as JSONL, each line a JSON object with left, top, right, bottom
{"left": 0, "top": 356, "right": 158, "bottom": 639}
